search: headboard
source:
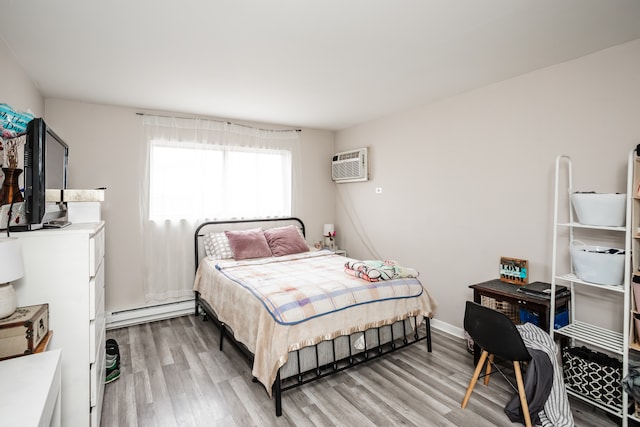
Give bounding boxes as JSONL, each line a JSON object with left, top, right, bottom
{"left": 194, "top": 217, "right": 306, "bottom": 271}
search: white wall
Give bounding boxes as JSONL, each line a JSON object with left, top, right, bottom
{"left": 5, "top": 34, "right": 640, "bottom": 333}
{"left": 43, "top": 100, "right": 335, "bottom": 313}
{"left": 1, "top": 32, "right": 336, "bottom": 315}
{"left": 334, "top": 39, "right": 640, "bottom": 333}
{"left": 0, "top": 39, "right": 43, "bottom": 121}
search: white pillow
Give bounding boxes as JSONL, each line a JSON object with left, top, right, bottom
{"left": 204, "top": 232, "right": 234, "bottom": 259}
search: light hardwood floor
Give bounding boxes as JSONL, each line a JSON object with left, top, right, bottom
{"left": 102, "top": 315, "right": 617, "bottom": 426}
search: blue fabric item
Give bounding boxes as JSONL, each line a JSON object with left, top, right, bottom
{"left": 0, "top": 103, "right": 33, "bottom": 134}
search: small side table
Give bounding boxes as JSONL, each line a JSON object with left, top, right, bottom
{"left": 0, "top": 348, "right": 62, "bottom": 426}
{"left": 469, "top": 279, "right": 571, "bottom": 364}
{"left": 333, "top": 249, "right": 347, "bottom": 256}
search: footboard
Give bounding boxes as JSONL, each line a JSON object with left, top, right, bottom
{"left": 195, "top": 291, "right": 432, "bottom": 416}
{"left": 274, "top": 316, "right": 432, "bottom": 416}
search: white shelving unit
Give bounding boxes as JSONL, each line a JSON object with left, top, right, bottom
{"left": 550, "top": 154, "right": 632, "bottom": 425}
{"left": 627, "top": 147, "right": 640, "bottom": 424}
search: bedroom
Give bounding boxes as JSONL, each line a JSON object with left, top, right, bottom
{"left": 1, "top": 1, "right": 640, "bottom": 426}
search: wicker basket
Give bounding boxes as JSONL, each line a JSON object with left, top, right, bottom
{"left": 480, "top": 295, "right": 520, "bottom": 325}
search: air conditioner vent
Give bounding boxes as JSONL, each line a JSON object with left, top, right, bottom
{"left": 337, "top": 151, "right": 360, "bottom": 161}
{"left": 331, "top": 147, "right": 368, "bottom": 183}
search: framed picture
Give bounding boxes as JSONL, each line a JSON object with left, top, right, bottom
{"left": 499, "top": 257, "right": 529, "bottom": 285}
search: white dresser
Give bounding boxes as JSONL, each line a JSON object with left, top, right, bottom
{"left": 14, "top": 222, "right": 106, "bottom": 427}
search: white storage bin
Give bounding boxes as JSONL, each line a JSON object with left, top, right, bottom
{"left": 571, "top": 192, "right": 626, "bottom": 227}
{"left": 67, "top": 202, "right": 101, "bottom": 224}
{"left": 570, "top": 241, "right": 625, "bottom": 286}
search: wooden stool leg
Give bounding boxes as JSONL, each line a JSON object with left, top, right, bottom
{"left": 461, "top": 350, "right": 489, "bottom": 409}
{"left": 484, "top": 354, "right": 494, "bottom": 386}
{"left": 513, "top": 361, "right": 532, "bottom": 427}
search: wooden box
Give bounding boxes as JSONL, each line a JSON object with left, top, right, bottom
{"left": 0, "top": 304, "right": 49, "bottom": 360}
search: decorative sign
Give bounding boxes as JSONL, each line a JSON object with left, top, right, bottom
{"left": 499, "top": 257, "right": 529, "bottom": 285}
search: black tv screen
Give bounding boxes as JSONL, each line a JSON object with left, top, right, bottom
{"left": 24, "top": 118, "right": 69, "bottom": 226}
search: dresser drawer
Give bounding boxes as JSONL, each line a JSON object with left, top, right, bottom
{"left": 89, "top": 226, "right": 105, "bottom": 277}
{"left": 89, "top": 288, "right": 105, "bottom": 365}
{"left": 89, "top": 261, "right": 105, "bottom": 321}
{"left": 90, "top": 381, "right": 105, "bottom": 427}
{"left": 90, "top": 326, "right": 106, "bottom": 408}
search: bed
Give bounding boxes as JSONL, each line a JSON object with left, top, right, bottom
{"left": 193, "top": 217, "right": 436, "bottom": 416}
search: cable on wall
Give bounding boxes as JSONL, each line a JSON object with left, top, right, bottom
{"left": 336, "top": 185, "right": 382, "bottom": 260}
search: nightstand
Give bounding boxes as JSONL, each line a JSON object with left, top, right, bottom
{"left": 468, "top": 279, "right": 571, "bottom": 365}
{"left": 333, "top": 249, "right": 347, "bottom": 256}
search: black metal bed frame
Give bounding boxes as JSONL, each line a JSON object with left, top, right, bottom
{"left": 193, "top": 217, "right": 433, "bottom": 416}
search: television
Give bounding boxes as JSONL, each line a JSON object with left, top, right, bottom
{"left": 23, "top": 118, "right": 69, "bottom": 229}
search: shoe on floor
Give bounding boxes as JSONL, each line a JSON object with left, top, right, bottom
{"left": 105, "top": 354, "right": 120, "bottom": 370}
{"left": 106, "top": 338, "right": 119, "bottom": 357}
{"left": 105, "top": 366, "right": 120, "bottom": 384}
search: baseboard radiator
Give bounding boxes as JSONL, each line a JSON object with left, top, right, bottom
{"left": 106, "top": 300, "right": 462, "bottom": 343}
{"left": 106, "top": 299, "right": 194, "bottom": 330}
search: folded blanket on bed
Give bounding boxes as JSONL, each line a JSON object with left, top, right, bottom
{"left": 345, "top": 259, "right": 419, "bottom": 282}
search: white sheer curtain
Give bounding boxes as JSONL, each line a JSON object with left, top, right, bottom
{"left": 140, "top": 115, "right": 300, "bottom": 303}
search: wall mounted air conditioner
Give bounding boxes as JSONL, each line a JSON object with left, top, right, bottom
{"left": 331, "top": 147, "right": 368, "bottom": 183}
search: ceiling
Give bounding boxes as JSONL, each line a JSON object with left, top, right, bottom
{"left": 2, "top": 1, "right": 640, "bottom": 131}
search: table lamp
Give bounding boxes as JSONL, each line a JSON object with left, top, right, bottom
{"left": 323, "top": 223, "right": 335, "bottom": 250}
{"left": 0, "top": 237, "right": 25, "bottom": 319}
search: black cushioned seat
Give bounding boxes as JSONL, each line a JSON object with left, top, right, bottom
{"left": 460, "top": 301, "right": 533, "bottom": 427}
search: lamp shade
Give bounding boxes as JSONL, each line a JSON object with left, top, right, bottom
{"left": 0, "top": 237, "right": 24, "bottom": 283}
{"left": 323, "top": 224, "right": 334, "bottom": 236}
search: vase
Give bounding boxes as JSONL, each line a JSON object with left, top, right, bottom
{"left": 0, "top": 283, "right": 17, "bottom": 319}
{"left": 0, "top": 168, "right": 24, "bottom": 205}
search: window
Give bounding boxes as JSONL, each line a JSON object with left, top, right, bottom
{"left": 140, "top": 116, "right": 299, "bottom": 302}
{"left": 149, "top": 140, "right": 292, "bottom": 220}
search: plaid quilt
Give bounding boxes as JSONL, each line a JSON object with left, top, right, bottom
{"left": 216, "top": 251, "right": 425, "bottom": 325}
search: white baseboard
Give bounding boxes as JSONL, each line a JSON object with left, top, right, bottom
{"left": 106, "top": 299, "right": 195, "bottom": 330}
{"left": 431, "top": 318, "right": 465, "bottom": 340}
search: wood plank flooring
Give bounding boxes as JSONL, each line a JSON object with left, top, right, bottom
{"left": 102, "top": 316, "right": 618, "bottom": 426}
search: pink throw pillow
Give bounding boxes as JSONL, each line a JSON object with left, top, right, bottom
{"left": 264, "top": 225, "right": 309, "bottom": 257}
{"left": 225, "top": 228, "right": 273, "bottom": 260}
